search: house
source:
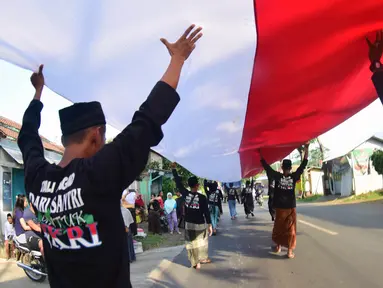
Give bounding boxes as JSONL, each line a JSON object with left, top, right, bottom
{"left": 323, "top": 135, "right": 383, "bottom": 196}
{"left": 127, "top": 150, "right": 167, "bottom": 204}
{"left": 0, "top": 116, "right": 63, "bottom": 236}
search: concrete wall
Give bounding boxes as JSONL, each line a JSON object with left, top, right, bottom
{"left": 148, "top": 151, "right": 163, "bottom": 168}
{"left": 332, "top": 167, "right": 352, "bottom": 196}
{"left": 309, "top": 170, "right": 324, "bottom": 195}
{"left": 354, "top": 174, "right": 383, "bottom": 195}
{"left": 351, "top": 138, "right": 383, "bottom": 194}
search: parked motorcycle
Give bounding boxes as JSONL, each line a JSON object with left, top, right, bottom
{"left": 14, "top": 238, "right": 47, "bottom": 282}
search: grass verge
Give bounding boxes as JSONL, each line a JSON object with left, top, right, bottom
{"left": 296, "top": 194, "right": 322, "bottom": 202}
{"left": 136, "top": 221, "right": 185, "bottom": 251}
{"left": 336, "top": 191, "right": 383, "bottom": 203}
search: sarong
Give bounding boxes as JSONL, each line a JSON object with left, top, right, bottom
{"left": 243, "top": 195, "right": 254, "bottom": 215}
{"left": 272, "top": 208, "right": 297, "bottom": 249}
{"left": 185, "top": 222, "right": 209, "bottom": 267}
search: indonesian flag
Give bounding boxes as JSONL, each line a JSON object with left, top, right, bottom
{"left": 1, "top": 1, "right": 382, "bottom": 182}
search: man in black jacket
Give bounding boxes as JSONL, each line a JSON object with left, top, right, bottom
{"left": 368, "top": 30, "right": 383, "bottom": 100}
{"left": 17, "top": 24, "right": 203, "bottom": 288}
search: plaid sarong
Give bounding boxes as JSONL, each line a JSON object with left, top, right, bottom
{"left": 185, "top": 222, "right": 209, "bottom": 267}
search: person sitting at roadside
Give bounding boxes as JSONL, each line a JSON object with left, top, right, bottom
{"left": 148, "top": 200, "right": 162, "bottom": 235}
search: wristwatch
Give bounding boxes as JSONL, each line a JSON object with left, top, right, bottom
{"left": 370, "top": 61, "right": 382, "bottom": 73}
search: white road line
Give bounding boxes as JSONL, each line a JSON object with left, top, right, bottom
{"left": 259, "top": 206, "right": 338, "bottom": 236}
{"left": 298, "top": 219, "right": 338, "bottom": 236}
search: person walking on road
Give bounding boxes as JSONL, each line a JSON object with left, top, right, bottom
{"left": 241, "top": 179, "right": 255, "bottom": 219}
{"left": 204, "top": 180, "right": 223, "bottom": 235}
{"left": 172, "top": 163, "right": 213, "bottom": 270}
{"left": 225, "top": 183, "right": 240, "bottom": 220}
{"left": 259, "top": 143, "right": 309, "bottom": 259}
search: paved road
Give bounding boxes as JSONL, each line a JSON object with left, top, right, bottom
{"left": 1, "top": 201, "right": 382, "bottom": 287}
{"left": 150, "top": 201, "right": 383, "bottom": 288}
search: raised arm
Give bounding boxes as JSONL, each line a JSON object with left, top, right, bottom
{"left": 367, "top": 30, "right": 383, "bottom": 104}
{"left": 17, "top": 65, "right": 48, "bottom": 185}
{"left": 294, "top": 143, "right": 309, "bottom": 179}
{"left": 172, "top": 164, "right": 189, "bottom": 198}
{"left": 85, "top": 25, "right": 203, "bottom": 196}
{"left": 259, "top": 149, "right": 279, "bottom": 179}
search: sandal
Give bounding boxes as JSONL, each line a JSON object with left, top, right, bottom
{"left": 273, "top": 245, "right": 281, "bottom": 253}
{"left": 193, "top": 263, "right": 201, "bottom": 269}
{"left": 200, "top": 259, "right": 212, "bottom": 264}
{"left": 287, "top": 252, "right": 295, "bottom": 259}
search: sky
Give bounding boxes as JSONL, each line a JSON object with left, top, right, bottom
{"left": 1, "top": 59, "right": 383, "bottom": 161}
{"left": 0, "top": 60, "right": 120, "bottom": 143}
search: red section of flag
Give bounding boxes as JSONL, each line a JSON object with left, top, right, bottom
{"left": 240, "top": 0, "right": 383, "bottom": 178}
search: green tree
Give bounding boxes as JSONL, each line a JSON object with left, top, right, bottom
{"left": 371, "top": 150, "right": 383, "bottom": 175}
{"left": 162, "top": 177, "right": 176, "bottom": 194}
{"left": 146, "top": 160, "right": 161, "bottom": 170}
{"left": 296, "top": 138, "right": 324, "bottom": 198}
{"left": 163, "top": 158, "right": 195, "bottom": 188}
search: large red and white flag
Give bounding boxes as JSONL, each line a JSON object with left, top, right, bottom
{"left": 0, "top": 1, "right": 382, "bottom": 181}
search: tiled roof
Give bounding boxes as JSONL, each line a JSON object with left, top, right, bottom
{"left": 0, "top": 116, "right": 64, "bottom": 154}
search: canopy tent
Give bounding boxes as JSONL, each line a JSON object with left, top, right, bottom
{"left": 1, "top": 1, "right": 382, "bottom": 182}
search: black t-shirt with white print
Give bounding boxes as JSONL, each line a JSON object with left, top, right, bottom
{"left": 261, "top": 158, "right": 308, "bottom": 209}
{"left": 227, "top": 187, "right": 240, "bottom": 202}
{"left": 18, "top": 81, "right": 180, "bottom": 288}
{"left": 172, "top": 170, "right": 211, "bottom": 225}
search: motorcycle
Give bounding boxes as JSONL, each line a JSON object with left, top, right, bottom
{"left": 14, "top": 237, "right": 47, "bottom": 282}
{"left": 255, "top": 187, "right": 264, "bottom": 207}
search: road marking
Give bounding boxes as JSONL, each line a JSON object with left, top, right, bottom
{"left": 298, "top": 220, "right": 338, "bottom": 235}
{"left": 259, "top": 206, "right": 338, "bottom": 236}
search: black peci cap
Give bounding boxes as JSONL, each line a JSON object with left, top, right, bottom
{"left": 188, "top": 176, "right": 199, "bottom": 188}
{"left": 282, "top": 159, "right": 292, "bottom": 169}
{"left": 59, "top": 102, "right": 106, "bottom": 136}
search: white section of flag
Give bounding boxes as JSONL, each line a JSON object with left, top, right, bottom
{"left": 0, "top": 1, "right": 257, "bottom": 181}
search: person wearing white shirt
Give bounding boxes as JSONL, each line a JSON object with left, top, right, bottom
{"left": 4, "top": 213, "right": 15, "bottom": 260}
{"left": 121, "top": 189, "right": 138, "bottom": 235}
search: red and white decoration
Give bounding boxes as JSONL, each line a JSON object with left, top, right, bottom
{"left": 1, "top": 1, "right": 382, "bottom": 181}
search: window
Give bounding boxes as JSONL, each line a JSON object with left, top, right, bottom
{"left": 2, "top": 171, "right": 12, "bottom": 211}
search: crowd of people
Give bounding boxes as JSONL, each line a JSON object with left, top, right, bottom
{"left": 8, "top": 21, "right": 382, "bottom": 288}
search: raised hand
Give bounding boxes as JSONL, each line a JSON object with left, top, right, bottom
{"left": 366, "top": 31, "right": 383, "bottom": 71}
{"left": 30, "top": 65, "right": 44, "bottom": 91}
{"left": 161, "top": 25, "right": 203, "bottom": 61}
